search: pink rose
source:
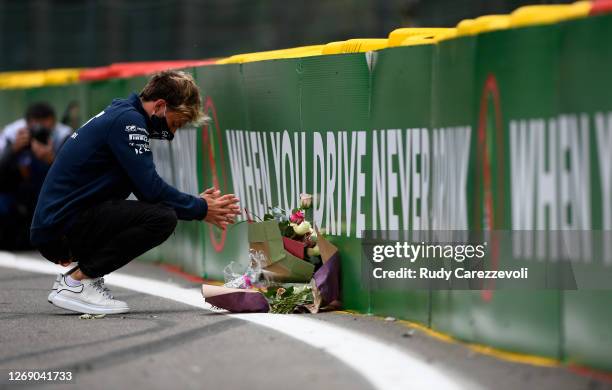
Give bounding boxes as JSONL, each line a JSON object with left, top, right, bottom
{"left": 290, "top": 210, "right": 305, "bottom": 224}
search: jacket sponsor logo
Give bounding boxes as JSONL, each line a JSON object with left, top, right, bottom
{"left": 125, "top": 125, "right": 148, "bottom": 135}
{"left": 129, "top": 142, "right": 150, "bottom": 155}
{"left": 129, "top": 133, "right": 149, "bottom": 142}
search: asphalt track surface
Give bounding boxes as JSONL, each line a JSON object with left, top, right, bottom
{"left": 0, "top": 252, "right": 610, "bottom": 390}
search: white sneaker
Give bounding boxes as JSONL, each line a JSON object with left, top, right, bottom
{"left": 51, "top": 275, "right": 130, "bottom": 314}
{"left": 47, "top": 266, "right": 79, "bottom": 303}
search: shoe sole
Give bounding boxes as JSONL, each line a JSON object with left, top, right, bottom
{"left": 51, "top": 294, "right": 130, "bottom": 315}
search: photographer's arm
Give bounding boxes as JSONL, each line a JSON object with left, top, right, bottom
{"left": 11, "top": 128, "right": 30, "bottom": 153}
{"left": 0, "top": 127, "right": 32, "bottom": 179}
{"left": 0, "top": 143, "right": 13, "bottom": 174}
{"left": 0, "top": 141, "right": 20, "bottom": 191}
{"left": 30, "top": 139, "right": 55, "bottom": 165}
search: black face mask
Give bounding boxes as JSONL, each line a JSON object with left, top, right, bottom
{"left": 149, "top": 107, "right": 174, "bottom": 141}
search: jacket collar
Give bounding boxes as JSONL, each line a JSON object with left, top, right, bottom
{"left": 127, "top": 93, "right": 153, "bottom": 128}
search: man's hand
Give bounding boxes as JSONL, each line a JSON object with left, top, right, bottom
{"left": 201, "top": 190, "right": 241, "bottom": 229}
{"left": 58, "top": 259, "right": 72, "bottom": 267}
{"left": 31, "top": 139, "right": 55, "bottom": 164}
{"left": 11, "top": 128, "right": 30, "bottom": 153}
{"left": 200, "top": 187, "right": 221, "bottom": 200}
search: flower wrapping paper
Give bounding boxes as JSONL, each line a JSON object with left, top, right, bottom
{"left": 201, "top": 284, "right": 270, "bottom": 313}
{"left": 201, "top": 234, "right": 340, "bottom": 313}
{"left": 248, "top": 220, "right": 315, "bottom": 283}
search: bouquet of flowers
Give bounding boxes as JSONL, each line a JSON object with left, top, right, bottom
{"left": 269, "top": 194, "right": 322, "bottom": 265}
{"left": 202, "top": 194, "right": 341, "bottom": 314}
{"left": 264, "top": 284, "right": 314, "bottom": 314}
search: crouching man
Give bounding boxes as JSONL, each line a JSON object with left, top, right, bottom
{"left": 30, "top": 70, "right": 240, "bottom": 315}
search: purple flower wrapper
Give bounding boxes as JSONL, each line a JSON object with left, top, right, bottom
{"left": 313, "top": 252, "right": 341, "bottom": 308}
{"left": 201, "top": 284, "right": 270, "bottom": 313}
{"left": 304, "top": 233, "right": 342, "bottom": 313}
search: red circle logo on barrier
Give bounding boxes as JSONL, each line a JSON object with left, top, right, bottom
{"left": 202, "top": 96, "right": 229, "bottom": 252}
{"left": 476, "top": 74, "right": 505, "bottom": 302}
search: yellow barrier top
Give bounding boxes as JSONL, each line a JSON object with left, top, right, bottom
{"left": 0, "top": 0, "right": 596, "bottom": 81}
{"left": 399, "top": 29, "right": 458, "bottom": 46}
{"left": 387, "top": 28, "right": 454, "bottom": 47}
{"left": 510, "top": 2, "right": 591, "bottom": 28}
{"left": 44, "top": 68, "right": 81, "bottom": 85}
{"left": 321, "top": 39, "right": 388, "bottom": 55}
{"left": 457, "top": 15, "right": 511, "bottom": 36}
{"left": 0, "top": 68, "right": 81, "bottom": 89}
{"left": 456, "top": 18, "right": 475, "bottom": 35}
{"left": 216, "top": 45, "right": 324, "bottom": 64}
{"left": 434, "top": 29, "right": 459, "bottom": 42}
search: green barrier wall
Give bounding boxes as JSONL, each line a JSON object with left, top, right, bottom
{"left": 430, "top": 34, "right": 479, "bottom": 345}
{"left": 471, "top": 20, "right": 563, "bottom": 359}
{"left": 2, "top": 14, "right": 612, "bottom": 371}
{"left": 559, "top": 15, "right": 612, "bottom": 373}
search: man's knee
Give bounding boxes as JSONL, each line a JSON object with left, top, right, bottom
{"left": 152, "top": 206, "right": 178, "bottom": 240}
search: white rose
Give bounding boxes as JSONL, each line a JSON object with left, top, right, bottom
{"left": 309, "top": 230, "right": 318, "bottom": 243}
{"left": 300, "top": 193, "right": 313, "bottom": 209}
{"left": 294, "top": 221, "right": 311, "bottom": 236}
{"left": 307, "top": 245, "right": 320, "bottom": 257}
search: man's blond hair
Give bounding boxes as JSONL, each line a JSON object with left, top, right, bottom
{"left": 139, "top": 70, "right": 206, "bottom": 126}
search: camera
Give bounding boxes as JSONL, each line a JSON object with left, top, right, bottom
{"left": 29, "top": 124, "right": 52, "bottom": 144}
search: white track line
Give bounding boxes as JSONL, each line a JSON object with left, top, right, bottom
{"left": 0, "top": 251, "right": 476, "bottom": 390}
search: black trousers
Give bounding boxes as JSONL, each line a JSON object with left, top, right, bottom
{"left": 38, "top": 200, "right": 177, "bottom": 278}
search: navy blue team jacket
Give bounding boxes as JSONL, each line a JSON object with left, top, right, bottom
{"left": 30, "top": 93, "right": 207, "bottom": 246}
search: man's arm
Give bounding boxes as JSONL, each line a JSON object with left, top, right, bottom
{"left": 107, "top": 113, "right": 208, "bottom": 221}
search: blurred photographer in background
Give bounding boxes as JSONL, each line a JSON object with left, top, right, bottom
{"left": 0, "top": 102, "right": 72, "bottom": 249}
